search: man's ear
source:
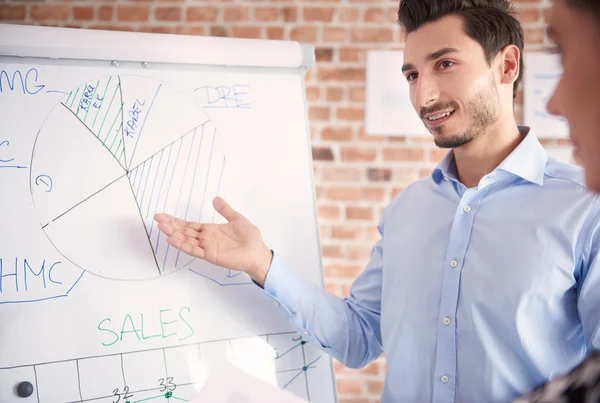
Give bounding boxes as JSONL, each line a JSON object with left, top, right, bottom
{"left": 498, "top": 44, "right": 520, "bottom": 86}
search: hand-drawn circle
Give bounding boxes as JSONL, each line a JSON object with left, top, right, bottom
{"left": 35, "top": 175, "right": 53, "bottom": 192}
{"left": 29, "top": 75, "right": 226, "bottom": 281}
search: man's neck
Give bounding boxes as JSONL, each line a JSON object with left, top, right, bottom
{"left": 454, "top": 117, "right": 523, "bottom": 189}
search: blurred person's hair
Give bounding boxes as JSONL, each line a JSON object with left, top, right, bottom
{"left": 565, "top": 0, "right": 600, "bottom": 25}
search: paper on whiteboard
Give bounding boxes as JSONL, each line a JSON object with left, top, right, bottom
{"left": 365, "top": 50, "right": 429, "bottom": 137}
{"left": 524, "top": 52, "right": 569, "bottom": 139}
{"left": 192, "top": 360, "right": 309, "bottom": 403}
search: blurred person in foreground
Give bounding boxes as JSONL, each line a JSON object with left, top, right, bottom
{"left": 514, "top": 0, "right": 600, "bottom": 401}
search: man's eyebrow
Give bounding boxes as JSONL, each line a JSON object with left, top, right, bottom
{"left": 425, "top": 47, "right": 459, "bottom": 62}
{"left": 401, "top": 47, "right": 459, "bottom": 72}
{"left": 401, "top": 63, "right": 415, "bottom": 72}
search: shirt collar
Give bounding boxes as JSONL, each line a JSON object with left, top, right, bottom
{"left": 432, "top": 151, "right": 457, "bottom": 184}
{"left": 432, "top": 126, "right": 548, "bottom": 186}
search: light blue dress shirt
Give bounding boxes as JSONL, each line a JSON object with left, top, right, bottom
{"left": 263, "top": 128, "right": 600, "bottom": 403}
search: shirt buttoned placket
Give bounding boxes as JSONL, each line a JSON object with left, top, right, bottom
{"left": 431, "top": 179, "right": 494, "bottom": 403}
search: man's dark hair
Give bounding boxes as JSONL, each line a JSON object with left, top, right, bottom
{"left": 398, "top": 0, "right": 524, "bottom": 100}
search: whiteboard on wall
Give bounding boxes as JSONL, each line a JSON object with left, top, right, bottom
{"left": 365, "top": 50, "right": 429, "bottom": 137}
{"left": 0, "top": 23, "right": 337, "bottom": 403}
{"left": 524, "top": 52, "right": 569, "bottom": 139}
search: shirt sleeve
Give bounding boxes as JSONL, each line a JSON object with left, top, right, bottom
{"left": 261, "top": 218, "right": 386, "bottom": 369}
{"left": 577, "top": 197, "right": 600, "bottom": 351}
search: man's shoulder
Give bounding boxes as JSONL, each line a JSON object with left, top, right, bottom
{"left": 543, "top": 158, "right": 587, "bottom": 190}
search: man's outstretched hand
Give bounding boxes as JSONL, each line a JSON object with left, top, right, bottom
{"left": 154, "top": 197, "right": 273, "bottom": 287}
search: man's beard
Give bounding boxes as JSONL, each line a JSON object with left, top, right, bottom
{"left": 421, "top": 74, "right": 501, "bottom": 149}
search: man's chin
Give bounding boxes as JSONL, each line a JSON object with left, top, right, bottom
{"left": 433, "top": 132, "right": 473, "bottom": 149}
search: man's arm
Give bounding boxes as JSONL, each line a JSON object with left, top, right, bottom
{"left": 578, "top": 198, "right": 600, "bottom": 351}
{"left": 155, "top": 196, "right": 386, "bottom": 369}
{"left": 262, "top": 231, "right": 384, "bottom": 369}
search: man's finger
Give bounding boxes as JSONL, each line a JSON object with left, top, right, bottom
{"left": 158, "top": 218, "right": 203, "bottom": 237}
{"left": 168, "top": 230, "right": 186, "bottom": 241}
{"left": 181, "top": 225, "right": 202, "bottom": 239}
{"left": 213, "top": 197, "right": 241, "bottom": 222}
{"left": 156, "top": 221, "right": 180, "bottom": 237}
{"left": 156, "top": 221, "right": 175, "bottom": 236}
{"left": 155, "top": 213, "right": 203, "bottom": 232}
{"left": 167, "top": 236, "right": 205, "bottom": 259}
{"left": 170, "top": 221, "right": 203, "bottom": 239}
{"left": 154, "top": 213, "right": 172, "bottom": 222}
{"left": 175, "top": 216, "right": 204, "bottom": 231}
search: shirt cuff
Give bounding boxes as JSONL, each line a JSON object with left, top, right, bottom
{"left": 261, "top": 251, "right": 333, "bottom": 350}
{"left": 262, "top": 251, "right": 305, "bottom": 318}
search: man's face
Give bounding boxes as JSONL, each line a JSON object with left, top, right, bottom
{"left": 546, "top": 1, "right": 600, "bottom": 192}
{"left": 403, "top": 15, "right": 502, "bottom": 149}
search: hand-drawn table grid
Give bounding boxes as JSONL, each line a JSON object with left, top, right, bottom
{"left": 0, "top": 331, "right": 322, "bottom": 403}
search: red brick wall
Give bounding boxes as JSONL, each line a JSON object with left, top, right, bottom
{"left": 0, "top": 1, "right": 562, "bottom": 402}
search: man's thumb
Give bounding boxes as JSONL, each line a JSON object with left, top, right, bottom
{"left": 213, "top": 197, "right": 240, "bottom": 222}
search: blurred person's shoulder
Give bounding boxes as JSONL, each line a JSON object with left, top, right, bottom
{"left": 513, "top": 350, "right": 600, "bottom": 403}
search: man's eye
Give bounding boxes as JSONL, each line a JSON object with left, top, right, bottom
{"left": 439, "top": 61, "right": 454, "bottom": 69}
{"left": 406, "top": 72, "right": 417, "bottom": 81}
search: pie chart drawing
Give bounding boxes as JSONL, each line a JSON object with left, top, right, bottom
{"left": 30, "top": 75, "right": 226, "bottom": 281}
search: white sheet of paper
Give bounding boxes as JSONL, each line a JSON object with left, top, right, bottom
{"left": 365, "top": 50, "right": 429, "bottom": 137}
{"left": 191, "top": 360, "right": 310, "bottom": 403}
{"left": 523, "top": 52, "right": 570, "bottom": 139}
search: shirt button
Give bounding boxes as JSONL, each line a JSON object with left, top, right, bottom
{"left": 303, "top": 330, "right": 309, "bottom": 335}
{"left": 443, "top": 317, "right": 452, "bottom": 325}
{"left": 450, "top": 260, "right": 458, "bottom": 268}
{"left": 273, "top": 301, "right": 280, "bottom": 307}
{"left": 441, "top": 375, "right": 449, "bottom": 383}
{"left": 463, "top": 205, "right": 472, "bottom": 213}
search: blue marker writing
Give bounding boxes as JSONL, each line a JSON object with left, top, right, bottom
{"left": 124, "top": 99, "right": 146, "bottom": 139}
{"left": 0, "top": 68, "right": 45, "bottom": 95}
{"left": 0, "top": 140, "right": 26, "bottom": 169}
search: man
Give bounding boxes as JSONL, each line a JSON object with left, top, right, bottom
{"left": 513, "top": 0, "right": 600, "bottom": 401}
{"left": 155, "top": 1, "right": 600, "bottom": 402}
